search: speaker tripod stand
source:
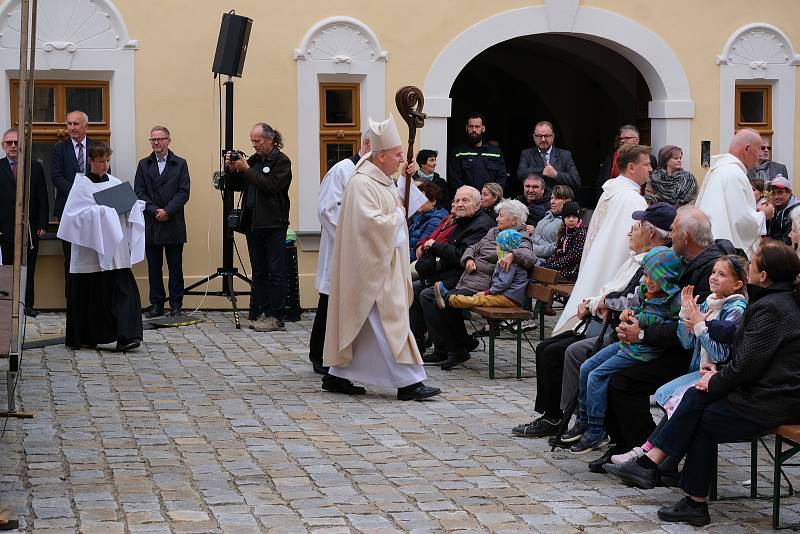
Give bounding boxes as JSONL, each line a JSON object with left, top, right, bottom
{"left": 184, "top": 77, "right": 251, "bottom": 329}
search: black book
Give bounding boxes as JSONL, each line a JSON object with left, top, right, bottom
{"left": 93, "top": 181, "right": 138, "bottom": 214}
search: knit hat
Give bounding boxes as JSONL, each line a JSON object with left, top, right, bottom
{"left": 496, "top": 229, "right": 523, "bottom": 252}
{"left": 640, "top": 246, "right": 682, "bottom": 296}
{"left": 560, "top": 201, "right": 580, "bottom": 219}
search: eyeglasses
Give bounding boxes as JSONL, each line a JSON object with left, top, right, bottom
{"left": 533, "top": 134, "right": 553, "bottom": 139}
{"left": 761, "top": 146, "right": 771, "bottom": 150}
{"left": 619, "top": 136, "right": 639, "bottom": 141}
{"left": 149, "top": 137, "right": 170, "bottom": 143}
{"left": 3, "top": 140, "right": 18, "bottom": 145}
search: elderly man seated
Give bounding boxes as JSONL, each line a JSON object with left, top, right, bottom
{"left": 513, "top": 202, "right": 675, "bottom": 439}
{"left": 421, "top": 199, "right": 536, "bottom": 370}
{"left": 410, "top": 186, "right": 495, "bottom": 355}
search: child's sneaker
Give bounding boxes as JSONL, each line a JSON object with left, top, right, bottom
{"left": 611, "top": 446, "right": 645, "bottom": 465}
{"left": 434, "top": 282, "right": 450, "bottom": 309}
{"left": 560, "top": 420, "right": 588, "bottom": 443}
{"left": 570, "top": 431, "right": 610, "bottom": 455}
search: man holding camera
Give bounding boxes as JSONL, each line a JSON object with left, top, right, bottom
{"left": 225, "top": 122, "right": 292, "bottom": 332}
{"left": 134, "top": 126, "right": 191, "bottom": 318}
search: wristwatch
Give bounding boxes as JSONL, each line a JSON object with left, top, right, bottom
{"left": 638, "top": 329, "right": 645, "bottom": 341}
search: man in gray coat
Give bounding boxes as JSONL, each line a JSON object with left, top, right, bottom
{"left": 134, "top": 126, "right": 191, "bottom": 317}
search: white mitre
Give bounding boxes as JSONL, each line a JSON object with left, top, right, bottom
{"left": 368, "top": 113, "right": 402, "bottom": 151}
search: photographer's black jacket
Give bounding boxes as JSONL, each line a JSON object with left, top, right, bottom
{"left": 228, "top": 148, "right": 292, "bottom": 230}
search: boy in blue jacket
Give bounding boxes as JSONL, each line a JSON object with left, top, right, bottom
{"left": 434, "top": 229, "right": 528, "bottom": 309}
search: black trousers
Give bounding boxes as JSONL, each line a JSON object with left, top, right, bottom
{"left": 1, "top": 235, "right": 39, "bottom": 307}
{"left": 410, "top": 280, "right": 428, "bottom": 346}
{"left": 309, "top": 293, "right": 328, "bottom": 365}
{"left": 651, "top": 388, "right": 769, "bottom": 498}
{"left": 145, "top": 243, "right": 184, "bottom": 309}
{"left": 533, "top": 331, "right": 582, "bottom": 418}
{"left": 605, "top": 350, "right": 692, "bottom": 451}
{"left": 246, "top": 227, "right": 287, "bottom": 320}
{"left": 420, "top": 285, "right": 474, "bottom": 353}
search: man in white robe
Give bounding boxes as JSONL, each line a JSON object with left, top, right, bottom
{"left": 323, "top": 114, "right": 441, "bottom": 401}
{"left": 57, "top": 144, "right": 146, "bottom": 351}
{"left": 553, "top": 144, "right": 651, "bottom": 334}
{"left": 695, "top": 128, "right": 771, "bottom": 257}
{"left": 308, "top": 133, "right": 369, "bottom": 375}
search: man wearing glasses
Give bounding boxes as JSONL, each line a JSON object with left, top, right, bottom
{"left": 596, "top": 124, "right": 657, "bottom": 201}
{"left": 134, "top": 126, "right": 191, "bottom": 318}
{"left": 517, "top": 120, "right": 581, "bottom": 191}
{"left": 747, "top": 136, "right": 788, "bottom": 182}
{"left": 0, "top": 128, "right": 49, "bottom": 316}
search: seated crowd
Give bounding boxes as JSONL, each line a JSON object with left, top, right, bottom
{"left": 401, "top": 123, "right": 800, "bottom": 527}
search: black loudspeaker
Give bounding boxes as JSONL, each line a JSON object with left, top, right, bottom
{"left": 212, "top": 12, "right": 252, "bottom": 78}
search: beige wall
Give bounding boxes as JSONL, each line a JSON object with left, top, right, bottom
{"left": 33, "top": 0, "right": 800, "bottom": 309}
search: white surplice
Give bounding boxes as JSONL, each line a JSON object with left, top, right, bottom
{"left": 553, "top": 175, "right": 647, "bottom": 334}
{"left": 57, "top": 173, "right": 145, "bottom": 273}
{"left": 316, "top": 158, "right": 357, "bottom": 295}
{"left": 328, "top": 206, "right": 426, "bottom": 388}
{"left": 695, "top": 153, "right": 763, "bottom": 257}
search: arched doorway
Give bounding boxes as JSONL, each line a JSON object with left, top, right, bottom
{"left": 421, "top": 2, "right": 694, "bottom": 204}
{"left": 448, "top": 34, "right": 652, "bottom": 204}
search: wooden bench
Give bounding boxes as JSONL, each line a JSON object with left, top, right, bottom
{"left": 528, "top": 266, "right": 574, "bottom": 340}
{"left": 709, "top": 424, "right": 800, "bottom": 529}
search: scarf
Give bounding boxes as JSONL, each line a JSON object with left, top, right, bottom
{"left": 646, "top": 168, "right": 697, "bottom": 207}
{"left": 416, "top": 170, "right": 435, "bottom": 181}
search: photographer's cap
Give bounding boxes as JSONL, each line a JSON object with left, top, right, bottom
{"left": 368, "top": 113, "right": 402, "bottom": 152}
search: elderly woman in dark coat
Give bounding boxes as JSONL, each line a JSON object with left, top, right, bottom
{"left": 605, "top": 241, "right": 800, "bottom": 527}
{"left": 421, "top": 199, "right": 537, "bottom": 369}
{"left": 645, "top": 145, "right": 697, "bottom": 207}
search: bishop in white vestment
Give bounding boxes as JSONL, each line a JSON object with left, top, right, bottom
{"left": 323, "top": 115, "right": 441, "bottom": 401}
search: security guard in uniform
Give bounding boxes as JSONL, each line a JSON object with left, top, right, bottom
{"left": 447, "top": 112, "right": 507, "bottom": 200}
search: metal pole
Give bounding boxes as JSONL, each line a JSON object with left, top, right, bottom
{"left": 7, "top": 0, "right": 32, "bottom": 414}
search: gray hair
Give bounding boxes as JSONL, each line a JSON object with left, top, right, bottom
{"left": 677, "top": 206, "right": 714, "bottom": 248}
{"left": 66, "top": 110, "right": 89, "bottom": 124}
{"left": 495, "top": 199, "right": 529, "bottom": 227}
{"left": 456, "top": 185, "right": 481, "bottom": 204}
{"left": 2, "top": 127, "right": 16, "bottom": 139}
{"left": 619, "top": 124, "right": 639, "bottom": 136}
{"left": 642, "top": 220, "right": 671, "bottom": 242}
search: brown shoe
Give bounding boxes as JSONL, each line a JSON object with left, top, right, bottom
{"left": 251, "top": 316, "right": 285, "bottom": 332}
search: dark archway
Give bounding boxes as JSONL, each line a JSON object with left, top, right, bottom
{"left": 448, "top": 34, "right": 652, "bottom": 205}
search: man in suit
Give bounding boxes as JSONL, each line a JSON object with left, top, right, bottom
{"left": 134, "top": 126, "right": 191, "bottom": 317}
{"left": 0, "top": 128, "right": 50, "bottom": 316}
{"left": 51, "top": 110, "right": 91, "bottom": 296}
{"left": 517, "top": 121, "right": 580, "bottom": 191}
{"left": 596, "top": 124, "right": 657, "bottom": 201}
{"left": 747, "top": 136, "right": 789, "bottom": 182}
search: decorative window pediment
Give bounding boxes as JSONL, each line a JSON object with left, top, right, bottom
{"left": 718, "top": 24, "right": 800, "bottom": 74}
{"left": 294, "top": 17, "right": 387, "bottom": 63}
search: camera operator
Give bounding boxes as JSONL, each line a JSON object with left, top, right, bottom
{"left": 224, "top": 122, "right": 292, "bottom": 332}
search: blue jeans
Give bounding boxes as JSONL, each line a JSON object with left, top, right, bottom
{"left": 578, "top": 343, "right": 641, "bottom": 430}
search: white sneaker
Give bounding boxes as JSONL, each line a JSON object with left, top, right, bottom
{"left": 611, "top": 446, "right": 645, "bottom": 465}
{"left": 521, "top": 319, "right": 538, "bottom": 331}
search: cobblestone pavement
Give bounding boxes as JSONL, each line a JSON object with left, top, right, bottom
{"left": 1, "top": 311, "right": 798, "bottom": 533}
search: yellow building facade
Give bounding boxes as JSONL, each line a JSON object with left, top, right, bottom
{"left": 2, "top": 0, "right": 799, "bottom": 310}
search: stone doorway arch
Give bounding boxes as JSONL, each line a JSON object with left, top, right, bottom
{"left": 421, "top": 0, "right": 694, "bottom": 180}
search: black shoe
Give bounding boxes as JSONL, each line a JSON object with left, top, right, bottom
{"left": 397, "top": 382, "right": 441, "bottom": 401}
{"left": 548, "top": 434, "right": 572, "bottom": 449}
{"left": 24, "top": 306, "right": 38, "bottom": 318}
{"left": 560, "top": 421, "right": 588, "bottom": 443}
{"left": 441, "top": 351, "right": 470, "bottom": 371}
{"left": 422, "top": 350, "right": 448, "bottom": 364}
{"left": 115, "top": 338, "right": 141, "bottom": 352}
{"left": 144, "top": 304, "right": 164, "bottom": 319}
{"left": 312, "top": 363, "right": 329, "bottom": 375}
{"left": 170, "top": 307, "right": 183, "bottom": 317}
{"left": 0, "top": 519, "right": 20, "bottom": 531}
{"left": 463, "top": 337, "right": 480, "bottom": 353}
{"left": 512, "top": 416, "right": 560, "bottom": 438}
{"left": 322, "top": 374, "right": 366, "bottom": 395}
{"left": 605, "top": 458, "right": 660, "bottom": 489}
{"left": 657, "top": 497, "right": 710, "bottom": 527}
{"left": 588, "top": 448, "right": 616, "bottom": 473}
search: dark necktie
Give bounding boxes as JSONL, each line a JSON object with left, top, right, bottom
{"left": 10, "top": 160, "right": 17, "bottom": 184}
{"left": 77, "top": 142, "right": 85, "bottom": 174}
